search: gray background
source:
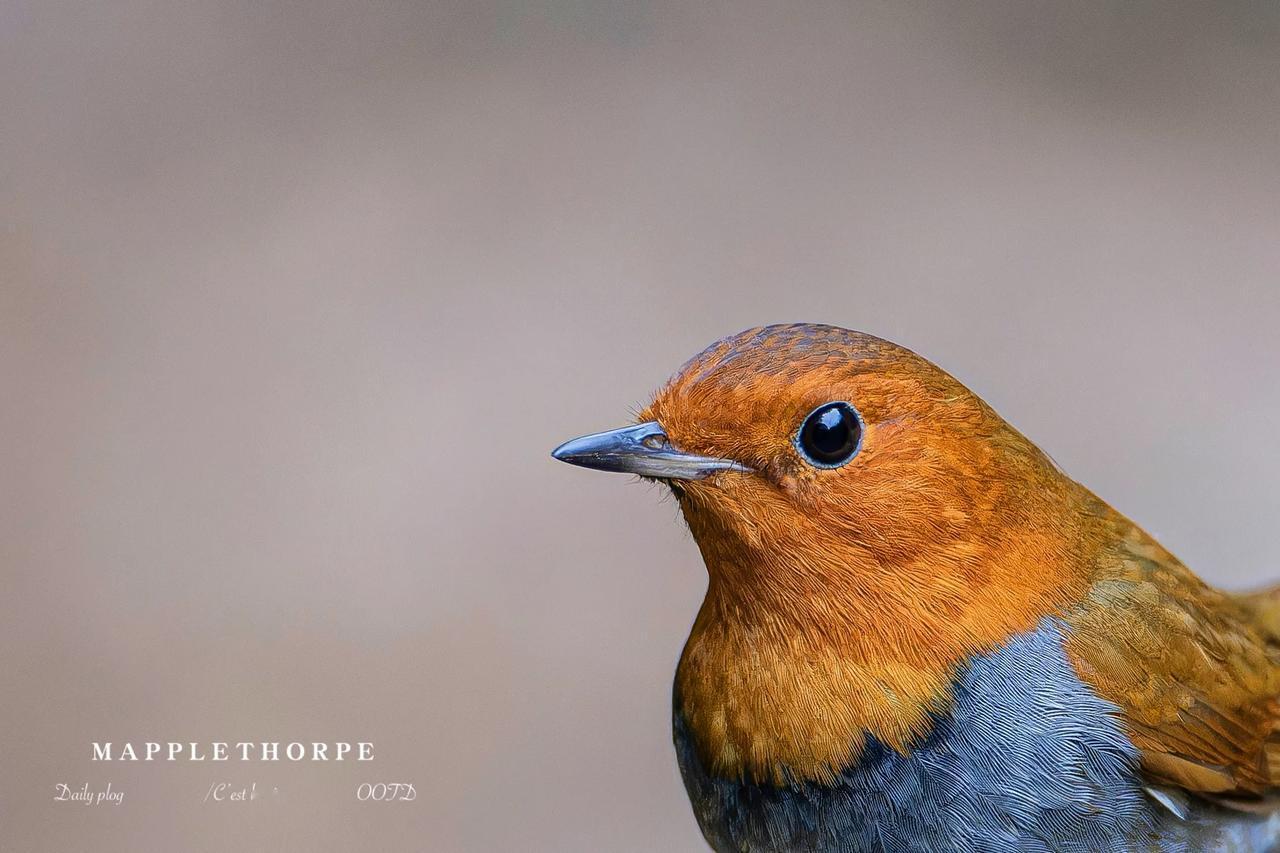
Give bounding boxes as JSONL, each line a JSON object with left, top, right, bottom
{"left": 3, "top": 2, "right": 1278, "bottom": 851}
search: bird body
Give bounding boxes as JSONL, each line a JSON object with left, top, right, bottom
{"left": 553, "top": 324, "right": 1280, "bottom": 852}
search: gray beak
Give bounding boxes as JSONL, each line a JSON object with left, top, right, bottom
{"left": 551, "top": 421, "right": 750, "bottom": 481}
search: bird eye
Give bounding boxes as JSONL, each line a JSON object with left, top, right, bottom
{"left": 795, "top": 402, "right": 863, "bottom": 468}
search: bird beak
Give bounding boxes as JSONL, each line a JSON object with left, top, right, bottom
{"left": 551, "top": 421, "right": 750, "bottom": 481}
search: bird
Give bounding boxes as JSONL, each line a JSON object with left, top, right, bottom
{"left": 551, "top": 323, "right": 1280, "bottom": 852}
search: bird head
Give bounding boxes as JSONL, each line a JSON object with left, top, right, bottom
{"left": 554, "top": 324, "right": 1089, "bottom": 625}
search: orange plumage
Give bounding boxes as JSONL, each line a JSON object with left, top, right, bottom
{"left": 553, "top": 323, "right": 1280, "bottom": 850}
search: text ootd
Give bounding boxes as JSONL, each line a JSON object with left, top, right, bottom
{"left": 91, "top": 742, "right": 374, "bottom": 761}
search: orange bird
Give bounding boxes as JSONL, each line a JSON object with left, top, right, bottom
{"left": 552, "top": 324, "right": 1280, "bottom": 852}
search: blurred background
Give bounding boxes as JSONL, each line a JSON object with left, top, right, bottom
{"left": 3, "top": 1, "right": 1279, "bottom": 850}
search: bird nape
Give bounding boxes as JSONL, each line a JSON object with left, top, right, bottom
{"left": 552, "top": 323, "right": 1280, "bottom": 853}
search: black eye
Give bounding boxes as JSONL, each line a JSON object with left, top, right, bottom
{"left": 795, "top": 402, "right": 863, "bottom": 468}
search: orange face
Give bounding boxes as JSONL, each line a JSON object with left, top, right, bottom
{"left": 641, "top": 325, "right": 1080, "bottom": 603}
{"left": 554, "top": 324, "right": 1098, "bottom": 783}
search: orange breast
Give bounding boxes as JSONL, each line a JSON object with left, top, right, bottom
{"left": 673, "top": 502, "right": 1096, "bottom": 785}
